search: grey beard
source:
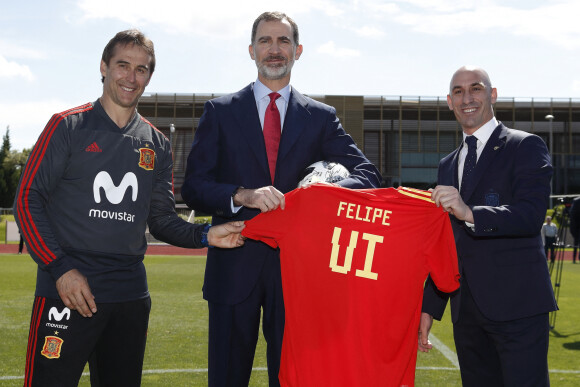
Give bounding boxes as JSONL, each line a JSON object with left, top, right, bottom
{"left": 257, "top": 60, "right": 294, "bottom": 80}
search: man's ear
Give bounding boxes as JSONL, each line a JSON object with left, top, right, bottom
{"left": 249, "top": 44, "right": 255, "bottom": 60}
{"left": 446, "top": 94, "right": 453, "bottom": 111}
{"left": 491, "top": 87, "right": 498, "bottom": 104}
{"left": 100, "top": 60, "right": 107, "bottom": 78}
{"left": 295, "top": 44, "right": 303, "bottom": 60}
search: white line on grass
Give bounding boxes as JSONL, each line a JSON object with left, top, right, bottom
{"left": 429, "top": 333, "right": 460, "bottom": 369}
{"left": 2, "top": 367, "right": 580, "bottom": 381}
{"left": 0, "top": 369, "right": 269, "bottom": 380}
{"left": 0, "top": 339, "right": 573, "bottom": 382}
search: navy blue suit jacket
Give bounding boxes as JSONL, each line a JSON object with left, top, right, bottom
{"left": 423, "top": 123, "right": 557, "bottom": 322}
{"left": 181, "top": 83, "right": 381, "bottom": 305}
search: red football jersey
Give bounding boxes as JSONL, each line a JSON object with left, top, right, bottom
{"left": 242, "top": 185, "right": 460, "bottom": 387}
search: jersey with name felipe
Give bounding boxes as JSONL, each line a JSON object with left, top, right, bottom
{"left": 242, "top": 185, "right": 460, "bottom": 387}
{"left": 14, "top": 100, "right": 203, "bottom": 303}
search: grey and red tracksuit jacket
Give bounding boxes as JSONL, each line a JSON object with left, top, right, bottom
{"left": 14, "top": 100, "right": 205, "bottom": 303}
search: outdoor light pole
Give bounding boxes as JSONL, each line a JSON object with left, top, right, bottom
{"left": 169, "top": 123, "right": 175, "bottom": 150}
{"left": 545, "top": 114, "right": 554, "bottom": 208}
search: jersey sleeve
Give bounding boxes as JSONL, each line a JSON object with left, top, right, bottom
{"left": 13, "top": 113, "right": 76, "bottom": 281}
{"left": 424, "top": 210, "right": 460, "bottom": 293}
{"left": 242, "top": 188, "right": 300, "bottom": 248}
{"left": 146, "top": 134, "right": 202, "bottom": 248}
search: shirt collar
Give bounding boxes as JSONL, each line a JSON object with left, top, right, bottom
{"left": 253, "top": 78, "right": 291, "bottom": 103}
{"left": 463, "top": 117, "right": 498, "bottom": 146}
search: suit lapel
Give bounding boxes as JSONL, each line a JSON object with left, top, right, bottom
{"left": 277, "top": 88, "right": 309, "bottom": 166}
{"left": 231, "top": 84, "right": 270, "bottom": 178}
{"left": 439, "top": 146, "right": 461, "bottom": 188}
{"left": 229, "top": 85, "right": 310, "bottom": 183}
{"left": 450, "top": 148, "right": 461, "bottom": 189}
{"left": 462, "top": 124, "right": 506, "bottom": 202}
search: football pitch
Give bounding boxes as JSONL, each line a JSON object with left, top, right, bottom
{"left": 1, "top": 253, "right": 580, "bottom": 386}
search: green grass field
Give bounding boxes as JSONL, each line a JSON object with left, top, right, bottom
{"left": 1, "top": 253, "right": 579, "bottom": 386}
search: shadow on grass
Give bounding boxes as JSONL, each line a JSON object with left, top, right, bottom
{"left": 563, "top": 341, "right": 580, "bottom": 351}
{"left": 550, "top": 328, "right": 580, "bottom": 351}
{"left": 549, "top": 329, "right": 580, "bottom": 338}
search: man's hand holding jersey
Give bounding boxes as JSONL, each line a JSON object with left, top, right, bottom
{"left": 208, "top": 221, "right": 246, "bottom": 248}
{"left": 233, "top": 186, "right": 285, "bottom": 213}
{"left": 430, "top": 185, "right": 474, "bottom": 223}
{"left": 56, "top": 221, "right": 246, "bottom": 318}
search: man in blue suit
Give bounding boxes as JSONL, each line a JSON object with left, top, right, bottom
{"left": 419, "top": 66, "right": 557, "bottom": 386}
{"left": 181, "top": 11, "right": 381, "bottom": 386}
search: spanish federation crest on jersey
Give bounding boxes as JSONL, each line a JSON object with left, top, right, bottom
{"left": 138, "top": 145, "right": 155, "bottom": 171}
{"left": 41, "top": 336, "right": 64, "bottom": 359}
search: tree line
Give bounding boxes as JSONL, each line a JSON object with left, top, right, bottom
{"left": 0, "top": 127, "right": 31, "bottom": 209}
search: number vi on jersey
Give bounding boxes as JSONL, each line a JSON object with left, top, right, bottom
{"left": 330, "top": 227, "right": 384, "bottom": 281}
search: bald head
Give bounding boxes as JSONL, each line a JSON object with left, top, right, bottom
{"left": 449, "top": 66, "right": 492, "bottom": 94}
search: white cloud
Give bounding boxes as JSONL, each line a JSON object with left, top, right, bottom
{"left": 0, "top": 41, "right": 46, "bottom": 60}
{"left": 0, "top": 56, "right": 34, "bottom": 81}
{"left": 385, "top": 1, "right": 580, "bottom": 50}
{"left": 76, "top": 0, "right": 248, "bottom": 39}
{"left": 389, "top": 0, "right": 477, "bottom": 13}
{"left": 317, "top": 41, "right": 360, "bottom": 58}
{"left": 75, "top": 0, "right": 340, "bottom": 40}
{"left": 354, "top": 25, "right": 385, "bottom": 38}
{"left": 307, "top": 0, "right": 580, "bottom": 51}
{"left": 0, "top": 40, "right": 46, "bottom": 81}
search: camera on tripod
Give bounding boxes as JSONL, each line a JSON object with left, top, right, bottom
{"left": 547, "top": 195, "right": 580, "bottom": 329}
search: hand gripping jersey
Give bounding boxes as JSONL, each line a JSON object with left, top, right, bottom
{"left": 242, "top": 185, "right": 460, "bottom": 387}
{"left": 14, "top": 101, "right": 204, "bottom": 302}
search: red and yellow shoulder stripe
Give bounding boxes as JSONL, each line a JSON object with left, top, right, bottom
{"left": 397, "top": 186, "right": 434, "bottom": 203}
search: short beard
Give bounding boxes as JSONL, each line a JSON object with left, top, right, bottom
{"left": 256, "top": 56, "right": 294, "bottom": 80}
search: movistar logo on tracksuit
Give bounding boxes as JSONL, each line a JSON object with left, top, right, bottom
{"left": 45, "top": 307, "right": 71, "bottom": 330}
{"left": 93, "top": 171, "right": 138, "bottom": 204}
{"left": 48, "top": 307, "right": 70, "bottom": 321}
{"left": 89, "top": 171, "right": 137, "bottom": 222}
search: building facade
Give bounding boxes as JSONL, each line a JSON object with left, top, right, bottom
{"left": 137, "top": 93, "right": 580, "bottom": 202}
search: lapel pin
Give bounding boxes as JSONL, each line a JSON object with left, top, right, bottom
{"left": 494, "top": 146, "right": 500, "bottom": 150}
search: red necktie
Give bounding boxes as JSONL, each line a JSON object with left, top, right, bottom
{"left": 264, "top": 92, "right": 281, "bottom": 183}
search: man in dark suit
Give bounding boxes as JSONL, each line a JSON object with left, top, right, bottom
{"left": 418, "top": 66, "right": 557, "bottom": 386}
{"left": 181, "top": 11, "right": 381, "bottom": 386}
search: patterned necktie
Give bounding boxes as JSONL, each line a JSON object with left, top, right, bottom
{"left": 460, "top": 135, "right": 478, "bottom": 199}
{"left": 264, "top": 92, "right": 281, "bottom": 183}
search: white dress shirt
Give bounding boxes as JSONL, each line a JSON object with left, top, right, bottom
{"left": 458, "top": 117, "right": 499, "bottom": 229}
{"left": 231, "top": 80, "right": 292, "bottom": 212}
{"left": 253, "top": 78, "right": 291, "bottom": 130}
{"left": 458, "top": 117, "right": 499, "bottom": 191}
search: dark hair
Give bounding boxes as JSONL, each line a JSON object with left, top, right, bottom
{"left": 251, "top": 11, "right": 299, "bottom": 45}
{"left": 101, "top": 29, "right": 155, "bottom": 83}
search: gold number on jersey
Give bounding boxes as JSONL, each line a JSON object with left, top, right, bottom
{"left": 330, "top": 227, "right": 384, "bottom": 280}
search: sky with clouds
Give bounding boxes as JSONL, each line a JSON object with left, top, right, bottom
{"left": 1, "top": 0, "right": 580, "bottom": 150}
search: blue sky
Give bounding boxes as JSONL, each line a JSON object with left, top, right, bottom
{"left": 1, "top": 0, "right": 579, "bottom": 150}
